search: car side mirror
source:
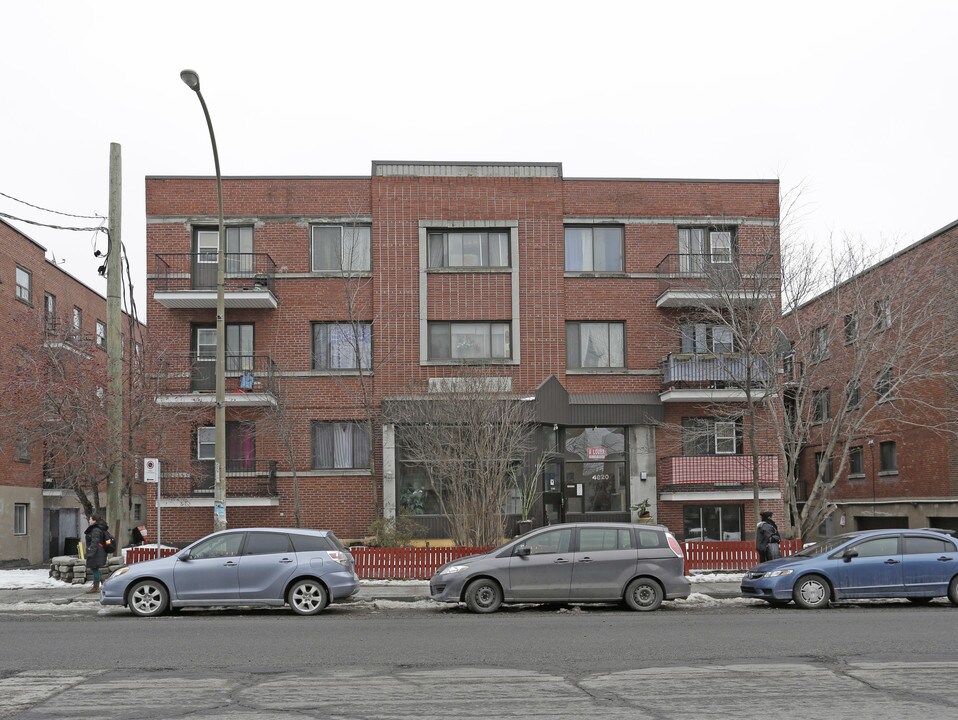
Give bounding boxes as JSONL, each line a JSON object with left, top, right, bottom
{"left": 842, "top": 549, "right": 858, "bottom": 562}
{"left": 179, "top": 552, "right": 191, "bottom": 562}
{"left": 515, "top": 546, "right": 531, "bottom": 557}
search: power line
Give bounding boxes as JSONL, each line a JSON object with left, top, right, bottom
{"left": 0, "top": 210, "right": 108, "bottom": 235}
{"left": 0, "top": 190, "right": 105, "bottom": 220}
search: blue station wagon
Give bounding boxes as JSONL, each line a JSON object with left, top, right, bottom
{"left": 101, "top": 528, "right": 360, "bottom": 617}
{"left": 741, "top": 529, "right": 958, "bottom": 608}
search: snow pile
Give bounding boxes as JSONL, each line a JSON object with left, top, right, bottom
{"left": 0, "top": 570, "right": 70, "bottom": 589}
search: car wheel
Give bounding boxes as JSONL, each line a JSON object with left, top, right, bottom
{"left": 948, "top": 576, "right": 958, "bottom": 606}
{"left": 907, "top": 597, "right": 934, "bottom": 605}
{"left": 464, "top": 578, "right": 502, "bottom": 613}
{"left": 792, "top": 574, "right": 830, "bottom": 609}
{"left": 624, "top": 578, "right": 663, "bottom": 612}
{"left": 128, "top": 580, "right": 169, "bottom": 617}
{"left": 288, "top": 579, "right": 328, "bottom": 616}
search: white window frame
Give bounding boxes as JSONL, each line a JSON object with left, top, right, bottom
{"left": 427, "top": 321, "right": 512, "bottom": 361}
{"left": 196, "top": 230, "right": 219, "bottom": 264}
{"left": 96, "top": 320, "right": 106, "bottom": 348}
{"left": 14, "top": 503, "right": 28, "bottom": 535}
{"left": 709, "top": 231, "right": 733, "bottom": 264}
{"left": 197, "top": 427, "right": 215, "bottom": 460}
{"left": 15, "top": 266, "right": 32, "bottom": 303}
{"left": 311, "top": 225, "right": 371, "bottom": 273}
{"left": 714, "top": 422, "right": 737, "bottom": 454}
{"left": 73, "top": 307, "right": 82, "bottom": 332}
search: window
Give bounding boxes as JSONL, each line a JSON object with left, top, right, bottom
{"left": 427, "top": 231, "right": 509, "bottom": 268}
{"left": 578, "top": 528, "right": 634, "bottom": 552}
{"left": 852, "top": 536, "right": 899, "bottom": 558}
{"left": 290, "top": 533, "right": 335, "bottom": 552}
{"left": 845, "top": 379, "right": 861, "bottom": 409}
{"left": 564, "top": 226, "right": 623, "bottom": 272}
{"left": 311, "top": 225, "right": 371, "bottom": 272}
{"left": 683, "top": 505, "right": 743, "bottom": 541}
{"left": 44, "top": 293, "right": 56, "bottom": 328}
{"left": 815, "top": 452, "right": 833, "bottom": 483}
{"left": 566, "top": 322, "right": 625, "bottom": 369}
{"left": 95, "top": 320, "right": 106, "bottom": 349}
{"left": 244, "top": 532, "right": 293, "bottom": 555}
{"left": 15, "top": 434, "right": 30, "bottom": 463}
{"left": 14, "top": 504, "right": 28, "bottom": 535}
{"left": 849, "top": 446, "right": 864, "bottom": 476}
{"left": 679, "top": 323, "right": 735, "bottom": 354}
{"left": 873, "top": 298, "right": 891, "bottom": 331}
{"left": 516, "top": 528, "right": 573, "bottom": 555}
{"left": 190, "top": 532, "right": 244, "bottom": 559}
{"left": 811, "top": 325, "right": 829, "bottom": 362}
{"left": 681, "top": 417, "right": 742, "bottom": 456}
{"left": 813, "top": 388, "right": 830, "bottom": 423}
{"left": 73, "top": 306, "right": 82, "bottom": 332}
{"left": 15, "top": 266, "right": 32, "bottom": 303}
{"left": 879, "top": 441, "right": 897, "bottom": 472}
{"left": 133, "top": 503, "right": 143, "bottom": 521}
{"left": 312, "top": 322, "right": 372, "bottom": 370}
{"left": 903, "top": 536, "right": 954, "bottom": 555}
{"left": 194, "top": 227, "right": 254, "bottom": 273}
{"left": 428, "top": 322, "right": 511, "bottom": 361}
{"left": 876, "top": 367, "right": 894, "bottom": 401}
{"left": 195, "top": 325, "right": 254, "bottom": 371}
{"left": 197, "top": 423, "right": 256, "bottom": 470}
{"left": 678, "top": 227, "right": 736, "bottom": 272}
{"left": 562, "top": 427, "right": 628, "bottom": 513}
{"left": 312, "top": 422, "right": 370, "bottom": 469}
{"left": 844, "top": 313, "right": 858, "bottom": 344}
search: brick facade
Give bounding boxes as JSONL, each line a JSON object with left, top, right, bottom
{"left": 145, "top": 163, "right": 783, "bottom": 546}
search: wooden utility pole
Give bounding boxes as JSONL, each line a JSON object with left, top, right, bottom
{"left": 106, "top": 142, "right": 126, "bottom": 545}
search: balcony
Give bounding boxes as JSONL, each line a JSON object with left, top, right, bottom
{"left": 153, "top": 253, "right": 278, "bottom": 309}
{"left": 156, "top": 459, "right": 279, "bottom": 500}
{"left": 654, "top": 253, "right": 778, "bottom": 308}
{"left": 660, "top": 352, "right": 773, "bottom": 402}
{"left": 154, "top": 354, "right": 278, "bottom": 407}
{"left": 659, "top": 454, "right": 780, "bottom": 497}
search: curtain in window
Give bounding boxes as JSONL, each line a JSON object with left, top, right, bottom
{"left": 343, "top": 227, "right": 371, "bottom": 271}
{"left": 226, "top": 422, "right": 255, "bottom": 471}
{"left": 226, "top": 324, "right": 254, "bottom": 371}
{"left": 564, "top": 228, "right": 590, "bottom": 271}
{"left": 581, "top": 323, "right": 609, "bottom": 367}
{"left": 312, "top": 227, "right": 342, "bottom": 271}
{"left": 313, "top": 423, "right": 368, "bottom": 469}
{"left": 592, "top": 227, "right": 623, "bottom": 271}
{"left": 488, "top": 232, "right": 509, "bottom": 267}
{"left": 678, "top": 229, "right": 705, "bottom": 273}
{"left": 225, "top": 227, "right": 254, "bottom": 273}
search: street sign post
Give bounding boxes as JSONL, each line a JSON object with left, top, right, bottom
{"left": 144, "top": 458, "right": 161, "bottom": 555}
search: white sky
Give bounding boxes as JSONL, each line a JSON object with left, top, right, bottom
{"left": 2, "top": 1, "right": 955, "bottom": 319}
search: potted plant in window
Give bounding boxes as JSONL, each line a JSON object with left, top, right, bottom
{"left": 631, "top": 498, "right": 653, "bottom": 524}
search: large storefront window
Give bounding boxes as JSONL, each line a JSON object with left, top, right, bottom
{"left": 396, "top": 461, "right": 444, "bottom": 515}
{"left": 563, "top": 427, "right": 627, "bottom": 514}
{"left": 683, "top": 505, "right": 743, "bottom": 541}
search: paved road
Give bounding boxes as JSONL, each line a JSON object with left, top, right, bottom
{"left": 1, "top": 603, "right": 957, "bottom": 718}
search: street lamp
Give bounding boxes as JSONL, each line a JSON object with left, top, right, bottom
{"left": 180, "top": 69, "right": 228, "bottom": 531}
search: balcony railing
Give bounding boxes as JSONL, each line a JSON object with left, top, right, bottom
{"left": 156, "top": 459, "right": 278, "bottom": 498}
{"left": 660, "top": 352, "right": 773, "bottom": 389}
{"left": 654, "top": 253, "right": 778, "bottom": 306}
{"left": 153, "top": 253, "right": 278, "bottom": 307}
{"left": 659, "top": 454, "right": 780, "bottom": 487}
{"left": 153, "top": 353, "right": 277, "bottom": 402}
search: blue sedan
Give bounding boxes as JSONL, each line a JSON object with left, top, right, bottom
{"left": 741, "top": 529, "right": 958, "bottom": 608}
{"left": 102, "top": 528, "right": 360, "bottom": 617}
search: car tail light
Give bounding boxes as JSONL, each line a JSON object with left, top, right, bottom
{"left": 665, "top": 532, "right": 685, "bottom": 573}
{"left": 327, "top": 551, "right": 348, "bottom": 565}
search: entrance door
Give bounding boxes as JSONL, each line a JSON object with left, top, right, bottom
{"left": 542, "top": 461, "right": 563, "bottom": 525}
{"left": 192, "top": 230, "right": 218, "bottom": 290}
{"left": 192, "top": 327, "right": 216, "bottom": 391}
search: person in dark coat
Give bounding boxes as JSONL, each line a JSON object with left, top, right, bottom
{"left": 756, "top": 510, "right": 781, "bottom": 562}
{"left": 84, "top": 513, "right": 108, "bottom": 594}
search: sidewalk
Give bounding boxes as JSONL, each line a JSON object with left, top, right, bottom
{"left": 0, "top": 572, "right": 743, "bottom": 610}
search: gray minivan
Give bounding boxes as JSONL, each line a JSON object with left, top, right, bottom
{"left": 430, "top": 522, "right": 690, "bottom": 613}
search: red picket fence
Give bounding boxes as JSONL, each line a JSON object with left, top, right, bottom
{"left": 124, "top": 546, "right": 179, "bottom": 564}
{"left": 350, "top": 546, "right": 490, "bottom": 579}
{"left": 683, "top": 539, "right": 803, "bottom": 571}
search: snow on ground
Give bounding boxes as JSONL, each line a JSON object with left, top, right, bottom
{"left": 688, "top": 572, "right": 744, "bottom": 583}
{"left": 0, "top": 569, "right": 71, "bottom": 589}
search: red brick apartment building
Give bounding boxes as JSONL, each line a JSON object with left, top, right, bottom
{"left": 790, "top": 219, "right": 958, "bottom": 536}
{"left": 145, "top": 162, "right": 783, "bottom": 545}
{"left": 0, "top": 219, "right": 147, "bottom": 564}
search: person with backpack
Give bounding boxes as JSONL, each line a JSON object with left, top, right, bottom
{"left": 756, "top": 510, "right": 781, "bottom": 563}
{"left": 84, "top": 513, "right": 112, "bottom": 594}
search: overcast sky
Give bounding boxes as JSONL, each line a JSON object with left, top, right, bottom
{"left": 2, "top": 1, "right": 955, "bottom": 319}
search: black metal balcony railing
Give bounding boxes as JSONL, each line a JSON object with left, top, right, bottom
{"left": 153, "top": 253, "right": 278, "bottom": 297}
{"left": 157, "top": 459, "right": 278, "bottom": 498}
{"left": 655, "top": 253, "right": 778, "bottom": 297}
{"left": 153, "top": 353, "right": 277, "bottom": 396}
{"left": 660, "top": 352, "right": 773, "bottom": 389}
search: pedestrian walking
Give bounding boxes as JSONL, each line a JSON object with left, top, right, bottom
{"left": 756, "top": 511, "right": 781, "bottom": 563}
{"left": 84, "top": 513, "right": 109, "bottom": 594}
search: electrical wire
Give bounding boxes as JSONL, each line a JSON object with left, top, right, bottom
{"left": 0, "top": 190, "right": 105, "bottom": 220}
{"left": 0, "top": 210, "right": 108, "bottom": 235}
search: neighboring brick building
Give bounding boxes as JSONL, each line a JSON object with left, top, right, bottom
{"left": 790, "top": 219, "right": 958, "bottom": 536}
{"left": 144, "top": 162, "right": 783, "bottom": 545}
{"left": 0, "top": 219, "right": 147, "bottom": 564}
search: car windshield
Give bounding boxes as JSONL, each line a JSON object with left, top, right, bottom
{"left": 794, "top": 533, "right": 857, "bottom": 557}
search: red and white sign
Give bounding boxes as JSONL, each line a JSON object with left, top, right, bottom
{"left": 587, "top": 447, "right": 607, "bottom": 460}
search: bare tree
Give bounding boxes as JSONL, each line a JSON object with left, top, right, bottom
{"left": 382, "top": 372, "right": 538, "bottom": 547}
